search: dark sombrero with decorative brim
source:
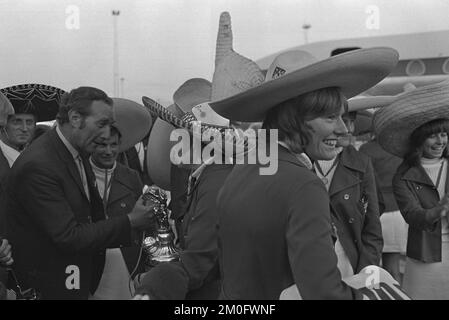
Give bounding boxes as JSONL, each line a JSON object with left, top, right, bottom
{"left": 0, "top": 84, "right": 66, "bottom": 122}
{"left": 209, "top": 47, "right": 399, "bottom": 122}
{"left": 374, "top": 78, "right": 449, "bottom": 158}
{"left": 111, "top": 98, "right": 153, "bottom": 153}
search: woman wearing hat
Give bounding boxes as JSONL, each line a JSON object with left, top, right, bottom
{"left": 313, "top": 99, "right": 386, "bottom": 280}
{"left": 88, "top": 98, "right": 153, "bottom": 300}
{"left": 210, "top": 47, "right": 398, "bottom": 299}
{"left": 374, "top": 79, "right": 449, "bottom": 299}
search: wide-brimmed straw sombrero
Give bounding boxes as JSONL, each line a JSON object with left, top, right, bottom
{"left": 210, "top": 47, "right": 399, "bottom": 122}
{"left": 111, "top": 98, "right": 152, "bottom": 152}
{"left": 145, "top": 12, "right": 264, "bottom": 190}
{"left": 373, "top": 78, "right": 449, "bottom": 158}
{"left": 348, "top": 95, "right": 396, "bottom": 112}
{"left": 0, "top": 91, "right": 14, "bottom": 127}
{"left": 0, "top": 84, "right": 66, "bottom": 122}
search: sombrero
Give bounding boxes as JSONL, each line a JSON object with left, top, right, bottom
{"left": 0, "top": 91, "right": 14, "bottom": 127}
{"left": 347, "top": 95, "right": 396, "bottom": 112}
{"left": 111, "top": 98, "right": 152, "bottom": 153}
{"left": 146, "top": 78, "right": 212, "bottom": 190}
{"left": 351, "top": 110, "right": 374, "bottom": 136}
{"left": 0, "top": 84, "right": 66, "bottom": 122}
{"left": 374, "top": 78, "right": 449, "bottom": 158}
{"left": 145, "top": 12, "right": 264, "bottom": 190}
{"left": 210, "top": 47, "right": 399, "bottom": 122}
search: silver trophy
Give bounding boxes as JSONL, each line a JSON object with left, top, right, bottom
{"left": 142, "top": 186, "right": 179, "bottom": 270}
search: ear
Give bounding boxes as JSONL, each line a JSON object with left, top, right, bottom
{"left": 68, "top": 110, "right": 82, "bottom": 128}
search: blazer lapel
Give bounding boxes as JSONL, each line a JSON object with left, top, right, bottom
{"left": 108, "top": 166, "right": 137, "bottom": 206}
{"left": 0, "top": 151, "right": 10, "bottom": 181}
{"left": 401, "top": 164, "right": 435, "bottom": 187}
{"left": 48, "top": 129, "right": 90, "bottom": 202}
{"left": 329, "top": 150, "right": 363, "bottom": 197}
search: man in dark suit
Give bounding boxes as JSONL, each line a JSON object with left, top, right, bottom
{"left": 5, "top": 87, "right": 155, "bottom": 299}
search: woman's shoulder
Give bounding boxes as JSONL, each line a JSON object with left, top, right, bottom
{"left": 277, "top": 160, "right": 321, "bottom": 187}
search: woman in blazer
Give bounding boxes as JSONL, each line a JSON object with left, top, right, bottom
{"left": 374, "top": 79, "right": 449, "bottom": 299}
{"left": 211, "top": 48, "right": 398, "bottom": 299}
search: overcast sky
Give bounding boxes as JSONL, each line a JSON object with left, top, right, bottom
{"left": 1, "top": 0, "right": 449, "bottom": 104}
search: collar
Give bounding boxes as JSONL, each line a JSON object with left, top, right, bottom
{"left": 400, "top": 163, "right": 436, "bottom": 187}
{"left": 56, "top": 125, "right": 79, "bottom": 161}
{"left": 0, "top": 139, "right": 20, "bottom": 167}
{"left": 338, "top": 145, "right": 366, "bottom": 173}
{"left": 278, "top": 141, "right": 313, "bottom": 170}
{"left": 89, "top": 157, "right": 117, "bottom": 175}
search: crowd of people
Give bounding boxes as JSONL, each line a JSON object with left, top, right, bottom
{"left": 0, "top": 11, "right": 448, "bottom": 300}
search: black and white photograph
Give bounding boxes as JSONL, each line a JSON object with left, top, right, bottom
{"left": 1, "top": 0, "right": 449, "bottom": 306}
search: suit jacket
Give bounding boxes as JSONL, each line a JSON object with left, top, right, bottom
{"left": 329, "top": 146, "right": 383, "bottom": 273}
{"left": 106, "top": 162, "right": 145, "bottom": 276}
{"left": 393, "top": 160, "right": 448, "bottom": 262}
{"left": 216, "top": 146, "right": 362, "bottom": 300}
{"left": 122, "top": 138, "right": 152, "bottom": 187}
{"left": 0, "top": 150, "right": 10, "bottom": 237}
{"left": 5, "top": 129, "right": 132, "bottom": 299}
{"left": 136, "top": 164, "right": 232, "bottom": 300}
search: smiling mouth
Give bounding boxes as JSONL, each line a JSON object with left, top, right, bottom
{"left": 323, "top": 139, "right": 337, "bottom": 147}
{"left": 431, "top": 146, "right": 446, "bottom": 152}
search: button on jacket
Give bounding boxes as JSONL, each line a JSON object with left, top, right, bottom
{"left": 329, "top": 146, "right": 383, "bottom": 273}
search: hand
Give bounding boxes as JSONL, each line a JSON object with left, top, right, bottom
{"left": 439, "top": 193, "right": 449, "bottom": 218}
{"left": 127, "top": 196, "right": 157, "bottom": 230}
{"left": 132, "top": 294, "right": 150, "bottom": 300}
{"left": 0, "top": 239, "right": 13, "bottom": 267}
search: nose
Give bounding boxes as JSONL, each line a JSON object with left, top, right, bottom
{"left": 104, "top": 145, "right": 112, "bottom": 155}
{"left": 335, "top": 116, "right": 349, "bottom": 136}
{"left": 436, "top": 133, "right": 447, "bottom": 144}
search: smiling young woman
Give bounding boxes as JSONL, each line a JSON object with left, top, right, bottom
{"left": 211, "top": 47, "right": 399, "bottom": 299}
{"left": 375, "top": 79, "right": 449, "bottom": 299}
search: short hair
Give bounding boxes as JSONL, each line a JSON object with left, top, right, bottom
{"left": 56, "top": 86, "right": 113, "bottom": 124}
{"left": 262, "top": 87, "right": 347, "bottom": 153}
{"left": 404, "top": 118, "right": 449, "bottom": 166}
{"left": 110, "top": 125, "right": 122, "bottom": 140}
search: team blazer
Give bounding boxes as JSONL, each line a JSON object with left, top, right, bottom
{"left": 105, "top": 162, "right": 145, "bottom": 276}
{"left": 216, "top": 146, "right": 362, "bottom": 300}
{"left": 393, "top": 159, "right": 449, "bottom": 262}
{"left": 329, "top": 146, "right": 383, "bottom": 272}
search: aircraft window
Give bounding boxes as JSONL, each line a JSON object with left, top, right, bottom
{"left": 406, "top": 59, "right": 426, "bottom": 76}
{"left": 442, "top": 58, "right": 449, "bottom": 74}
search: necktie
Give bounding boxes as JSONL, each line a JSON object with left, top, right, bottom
{"left": 80, "top": 156, "right": 107, "bottom": 295}
{"left": 75, "top": 155, "right": 90, "bottom": 201}
{"left": 81, "top": 156, "right": 106, "bottom": 222}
